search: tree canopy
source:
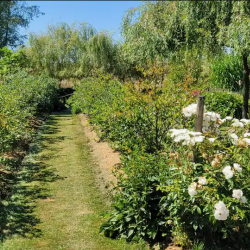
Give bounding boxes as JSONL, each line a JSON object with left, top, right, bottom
{"left": 122, "top": 1, "right": 250, "bottom": 117}
{"left": 27, "top": 23, "right": 119, "bottom": 79}
{"left": 0, "top": 1, "right": 43, "bottom": 48}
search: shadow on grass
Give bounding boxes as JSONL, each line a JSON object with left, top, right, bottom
{"left": 0, "top": 112, "right": 69, "bottom": 241}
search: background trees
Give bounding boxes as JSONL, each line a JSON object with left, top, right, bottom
{"left": 26, "top": 23, "right": 120, "bottom": 79}
{"left": 183, "top": 1, "right": 250, "bottom": 117}
{"left": 122, "top": 1, "right": 250, "bottom": 118}
{"left": 0, "top": 1, "right": 43, "bottom": 48}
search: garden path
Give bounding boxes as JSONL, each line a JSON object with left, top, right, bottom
{"left": 0, "top": 112, "right": 145, "bottom": 250}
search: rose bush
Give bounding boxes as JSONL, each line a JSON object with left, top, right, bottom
{"left": 69, "top": 69, "right": 250, "bottom": 249}
{"left": 157, "top": 104, "right": 250, "bottom": 249}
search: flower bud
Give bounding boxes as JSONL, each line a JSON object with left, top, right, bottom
{"left": 215, "top": 154, "right": 223, "bottom": 161}
{"left": 211, "top": 159, "right": 219, "bottom": 168}
{"left": 167, "top": 220, "right": 172, "bottom": 225}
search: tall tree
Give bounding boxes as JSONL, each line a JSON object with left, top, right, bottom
{"left": 123, "top": 1, "right": 250, "bottom": 118}
{"left": 27, "top": 23, "right": 119, "bottom": 79}
{"left": 0, "top": 1, "right": 43, "bottom": 48}
{"left": 183, "top": 1, "right": 250, "bottom": 118}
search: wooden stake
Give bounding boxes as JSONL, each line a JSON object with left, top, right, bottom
{"left": 195, "top": 96, "right": 205, "bottom": 132}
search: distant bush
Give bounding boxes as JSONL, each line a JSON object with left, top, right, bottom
{"left": 204, "top": 91, "right": 250, "bottom": 119}
{"left": 68, "top": 70, "right": 194, "bottom": 153}
{"left": 0, "top": 47, "right": 27, "bottom": 77}
{"left": 210, "top": 54, "right": 242, "bottom": 92}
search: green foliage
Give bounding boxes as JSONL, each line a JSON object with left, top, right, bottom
{"left": 27, "top": 23, "right": 96, "bottom": 78}
{"left": 122, "top": 1, "right": 250, "bottom": 116}
{"left": 0, "top": 1, "right": 43, "bottom": 48}
{"left": 68, "top": 69, "right": 192, "bottom": 153}
{"left": 0, "top": 46, "right": 27, "bottom": 77}
{"left": 100, "top": 153, "right": 171, "bottom": 243}
{"left": 210, "top": 54, "right": 242, "bottom": 92}
{"left": 68, "top": 69, "right": 197, "bottom": 244}
{"left": 122, "top": 2, "right": 184, "bottom": 66}
{"left": 0, "top": 70, "right": 58, "bottom": 167}
{"left": 69, "top": 68, "right": 250, "bottom": 249}
{"left": 204, "top": 92, "right": 248, "bottom": 119}
{"left": 27, "top": 23, "right": 120, "bottom": 79}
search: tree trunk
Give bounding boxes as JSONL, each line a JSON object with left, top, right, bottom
{"left": 242, "top": 55, "right": 249, "bottom": 119}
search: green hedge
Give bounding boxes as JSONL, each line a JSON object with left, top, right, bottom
{"left": 204, "top": 91, "right": 249, "bottom": 119}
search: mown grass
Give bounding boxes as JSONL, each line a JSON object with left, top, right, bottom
{"left": 0, "top": 112, "right": 146, "bottom": 250}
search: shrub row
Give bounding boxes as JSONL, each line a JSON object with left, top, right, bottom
{"left": 0, "top": 70, "right": 58, "bottom": 176}
{"left": 69, "top": 74, "right": 250, "bottom": 249}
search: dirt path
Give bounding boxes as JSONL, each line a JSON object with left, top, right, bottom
{"left": 0, "top": 112, "right": 146, "bottom": 250}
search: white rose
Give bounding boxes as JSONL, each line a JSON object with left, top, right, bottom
{"left": 232, "top": 189, "right": 243, "bottom": 199}
{"left": 233, "top": 163, "right": 242, "bottom": 173}
{"left": 188, "top": 182, "right": 197, "bottom": 196}
{"left": 193, "top": 136, "right": 205, "bottom": 143}
{"left": 190, "top": 182, "right": 197, "bottom": 189}
{"left": 230, "top": 133, "right": 238, "bottom": 139}
{"left": 182, "top": 103, "right": 197, "bottom": 117}
{"left": 169, "top": 129, "right": 189, "bottom": 137}
{"left": 243, "top": 138, "right": 250, "bottom": 145}
{"left": 222, "top": 166, "right": 234, "bottom": 179}
{"left": 189, "top": 132, "right": 202, "bottom": 136}
{"left": 214, "top": 201, "right": 229, "bottom": 221}
{"left": 240, "top": 119, "right": 250, "bottom": 124}
{"left": 229, "top": 133, "right": 239, "bottom": 145}
{"left": 205, "top": 112, "right": 221, "bottom": 121}
{"left": 208, "top": 138, "right": 216, "bottom": 143}
{"left": 198, "top": 177, "right": 207, "bottom": 185}
{"left": 231, "top": 119, "right": 244, "bottom": 128}
{"left": 188, "top": 187, "right": 197, "bottom": 196}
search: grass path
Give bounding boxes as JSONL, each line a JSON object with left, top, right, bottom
{"left": 1, "top": 112, "right": 146, "bottom": 250}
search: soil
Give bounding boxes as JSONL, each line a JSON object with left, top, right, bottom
{"left": 78, "top": 114, "right": 120, "bottom": 199}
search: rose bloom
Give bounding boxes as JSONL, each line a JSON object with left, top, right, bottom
{"left": 222, "top": 166, "right": 234, "bottom": 179}
{"left": 233, "top": 163, "right": 242, "bottom": 173}
{"left": 232, "top": 189, "right": 243, "bottom": 199}
{"left": 198, "top": 177, "right": 207, "bottom": 185}
{"left": 214, "top": 201, "right": 229, "bottom": 221}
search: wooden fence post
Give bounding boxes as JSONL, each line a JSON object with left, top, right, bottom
{"left": 195, "top": 96, "right": 205, "bottom": 132}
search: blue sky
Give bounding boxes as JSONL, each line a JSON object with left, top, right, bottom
{"left": 20, "top": 1, "right": 142, "bottom": 44}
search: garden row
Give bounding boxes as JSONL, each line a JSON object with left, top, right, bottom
{"left": 0, "top": 58, "right": 58, "bottom": 199}
{"left": 69, "top": 71, "right": 250, "bottom": 250}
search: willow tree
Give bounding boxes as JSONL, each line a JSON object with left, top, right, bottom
{"left": 122, "top": 1, "right": 181, "bottom": 66}
{"left": 83, "top": 31, "right": 118, "bottom": 76}
{"left": 122, "top": 2, "right": 203, "bottom": 83}
{"left": 181, "top": 1, "right": 250, "bottom": 118}
{"left": 27, "top": 22, "right": 120, "bottom": 79}
{"left": 27, "top": 22, "right": 97, "bottom": 78}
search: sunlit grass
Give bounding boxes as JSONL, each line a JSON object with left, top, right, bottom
{"left": 0, "top": 113, "right": 146, "bottom": 250}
